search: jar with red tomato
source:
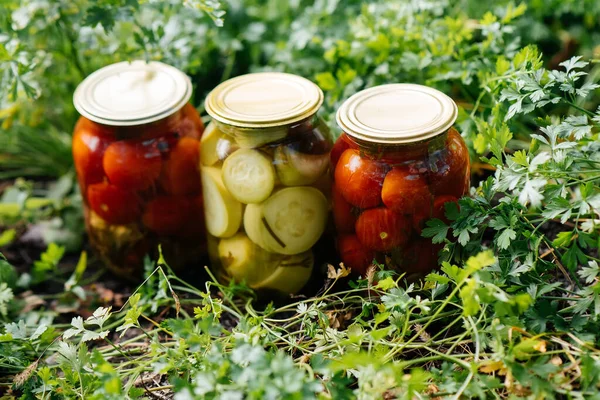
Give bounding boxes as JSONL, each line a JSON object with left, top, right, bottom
{"left": 332, "top": 84, "right": 470, "bottom": 278}
{"left": 72, "top": 61, "right": 205, "bottom": 279}
{"left": 202, "top": 73, "right": 332, "bottom": 295}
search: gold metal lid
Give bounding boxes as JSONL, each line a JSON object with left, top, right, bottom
{"left": 336, "top": 84, "right": 458, "bottom": 144}
{"left": 205, "top": 72, "right": 324, "bottom": 128}
{"left": 73, "top": 60, "right": 193, "bottom": 126}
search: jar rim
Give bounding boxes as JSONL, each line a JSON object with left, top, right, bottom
{"left": 336, "top": 84, "right": 458, "bottom": 145}
{"left": 73, "top": 60, "right": 193, "bottom": 127}
{"left": 205, "top": 72, "right": 323, "bottom": 129}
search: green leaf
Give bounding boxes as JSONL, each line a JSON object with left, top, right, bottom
{"left": 315, "top": 72, "right": 337, "bottom": 91}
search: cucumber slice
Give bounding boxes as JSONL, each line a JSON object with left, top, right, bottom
{"left": 232, "top": 128, "right": 288, "bottom": 149}
{"left": 200, "top": 166, "right": 242, "bottom": 238}
{"left": 253, "top": 250, "right": 314, "bottom": 294}
{"left": 200, "top": 122, "right": 223, "bottom": 166}
{"left": 217, "top": 232, "right": 281, "bottom": 285}
{"left": 243, "top": 187, "right": 328, "bottom": 255}
{"left": 222, "top": 149, "right": 276, "bottom": 204}
{"left": 274, "top": 145, "right": 329, "bottom": 186}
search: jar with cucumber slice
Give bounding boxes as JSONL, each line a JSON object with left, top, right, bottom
{"left": 201, "top": 72, "right": 333, "bottom": 296}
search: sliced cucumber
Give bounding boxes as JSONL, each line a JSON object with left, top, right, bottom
{"left": 200, "top": 122, "right": 224, "bottom": 166}
{"left": 274, "top": 145, "right": 329, "bottom": 186}
{"left": 232, "top": 128, "right": 288, "bottom": 149}
{"left": 243, "top": 187, "right": 328, "bottom": 255}
{"left": 222, "top": 149, "right": 275, "bottom": 204}
{"left": 200, "top": 166, "right": 242, "bottom": 238}
{"left": 253, "top": 250, "right": 314, "bottom": 294}
{"left": 217, "top": 232, "right": 281, "bottom": 285}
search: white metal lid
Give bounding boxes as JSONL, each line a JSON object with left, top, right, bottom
{"left": 336, "top": 84, "right": 458, "bottom": 144}
{"left": 205, "top": 72, "right": 324, "bottom": 128}
{"left": 73, "top": 60, "right": 193, "bottom": 126}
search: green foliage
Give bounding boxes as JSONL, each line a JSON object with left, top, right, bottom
{"left": 1, "top": 0, "right": 600, "bottom": 398}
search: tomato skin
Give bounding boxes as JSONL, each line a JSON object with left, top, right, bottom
{"left": 412, "top": 195, "right": 458, "bottom": 233}
{"left": 382, "top": 167, "right": 432, "bottom": 215}
{"left": 334, "top": 149, "right": 387, "bottom": 209}
{"left": 72, "top": 119, "right": 110, "bottom": 189}
{"left": 142, "top": 196, "right": 191, "bottom": 235}
{"left": 338, "top": 234, "right": 375, "bottom": 275}
{"left": 330, "top": 134, "right": 356, "bottom": 167}
{"left": 103, "top": 140, "right": 162, "bottom": 190}
{"left": 178, "top": 104, "right": 205, "bottom": 138}
{"left": 332, "top": 184, "right": 356, "bottom": 233}
{"left": 429, "top": 128, "right": 470, "bottom": 198}
{"left": 87, "top": 182, "right": 141, "bottom": 225}
{"left": 161, "top": 137, "right": 201, "bottom": 195}
{"left": 355, "top": 207, "right": 410, "bottom": 251}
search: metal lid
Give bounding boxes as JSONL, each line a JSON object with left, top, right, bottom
{"left": 205, "top": 72, "right": 323, "bottom": 128}
{"left": 73, "top": 60, "right": 193, "bottom": 126}
{"left": 336, "top": 84, "right": 458, "bottom": 144}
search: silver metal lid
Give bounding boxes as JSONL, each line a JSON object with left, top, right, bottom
{"left": 205, "top": 72, "right": 323, "bottom": 128}
{"left": 336, "top": 84, "right": 458, "bottom": 144}
{"left": 73, "top": 60, "right": 193, "bottom": 126}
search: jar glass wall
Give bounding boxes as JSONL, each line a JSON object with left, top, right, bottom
{"left": 72, "top": 61, "right": 206, "bottom": 279}
{"left": 333, "top": 84, "right": 470, "bottom": 278}
{"left": 202, "top": 73, "right": 331, "bottom": 295}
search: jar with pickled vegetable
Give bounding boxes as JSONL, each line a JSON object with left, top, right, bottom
{"left": 72, "top": 61, "right": 205, "bottom": 279}
{"left": 332, "top": 84, "right": 470, "bottom": 278}
{"left": 202, "top": 72, "right": 332, "bottom": 295}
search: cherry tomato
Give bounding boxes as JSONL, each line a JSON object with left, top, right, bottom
{"left": 412, "top": 195, "right": 458, "bottom": 233}
{"left": 332, "top": 184, "right": 356, "bottom": 233}
{"left": 142, "top": 196, "right": 191, "bottom": 235}
{"left": 429, "top": 128, "right": 470, "bottom": 197}
{"left": 338, "top": 234, "right": 375, "bottom": 275}
{"left": 382, "top": 167, "right": 433, "bottom": 214}
{"left": 330, "top": 134, "right": 356, "bottom": 167}
{"left": 103, "top": 140, "right": 162, "bottom": 190}
{"left": 355, "top": 207, "right": 410, "bottom": 251}
{"left": 401, "top": 239, "right": 443, "bottom": 275}
{"left": 334, "top": 149, "right": 387, "bottom": 209}
{"left": 178, "top": 104, "right": 205, "bottom": 138}
{"left": 160, "top": 137, "right": 201, "bottom": 195}
{"left": 87, "top": 182, "right": 141, "bottom": 225}
{"left": 72, "top": 118, "right": 110, "bottom": 189}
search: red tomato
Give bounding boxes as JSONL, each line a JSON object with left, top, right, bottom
{"left": 160, "top": 137, "right": 201, "bottom": 195}
{"left": 401, "top": 239, "right": 443, "bottom": 275}
{"left": 332, "top": 184, "right": 356, "bottom": 233}
{"left": 72, "top": 119, "right": 110, "bottom": 189}
{"left": 429, "top": 128, "right": 470, "bottom": 197}
{"left": 382, "top": 167, "right": 433, "bottom": 214}
{"left": 334, "top": 149, "right": 387, "bottom": 209}
{"left": 103, "top": 140, "right": 162, "bottom": 190}
{"left": 412, "top": 195, "right": 458, "bottom": 233}
{"left": 142, "top": 196, "right": 191, "bottom": 235}
{"left": 330, "top": 134, "right": 356, "bottom": 167}
{"left": 87, "top": 182, "right": 141, "bottom": 225}
{"left": 355, "top": 207, "right": 410, "bottom": 251}
{"left": 178, "top": 104, "right": 205, "bottom": 138}
{"left": 338, "top": 234, "right": 375, "bottom": 275}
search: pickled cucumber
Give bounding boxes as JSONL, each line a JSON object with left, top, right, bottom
{"left": 222, "top": 149, "right": 276, "bottom": 204}
{"left": 217, "top": 232, "right": 281, "bottom": 285}
{"left": 233, "top": 128, "right": 288, "bottom": 149}
{"left": 243, "top": 187, "right": 328, "bottom": 255}
{"left": 274, "top": 145, "right": 329, "bottom": 186}
{"left": 200, "top": 166, "right": 242, "bottom": 238}
{"left": 200, "top": 122, "right": 223, "bottom": 166}
{"left": 253, "top": 251, "right": 314, "bottom": 293}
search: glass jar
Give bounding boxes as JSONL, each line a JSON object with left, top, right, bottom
{"left": 202, "top": 72, "right": 332, "bottom": 295}
{"left": 72, "top": 61, "right": 205, "bottom": 279}
{"left": 332, "top": 84, "right": 470, "bottom": 278}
